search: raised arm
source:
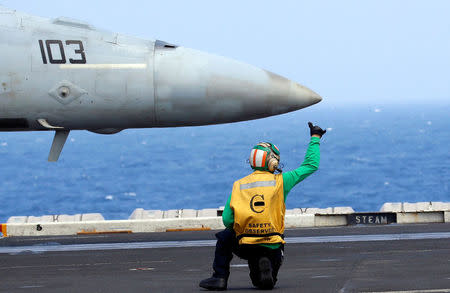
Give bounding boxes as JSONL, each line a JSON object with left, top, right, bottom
{"left": 282, "top": 122, "right": 326, "bottom": 200}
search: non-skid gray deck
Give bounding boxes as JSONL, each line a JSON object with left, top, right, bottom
{"left": 0, "top": 223, "right": 449, "bottom": 293}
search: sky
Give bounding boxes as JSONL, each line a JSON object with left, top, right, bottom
{"left": 1, "top": 0, "right": 449, "bottom": 106}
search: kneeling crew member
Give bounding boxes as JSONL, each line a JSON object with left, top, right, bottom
{"left": 199, "top": 122, "right": 326, "bottom": 290}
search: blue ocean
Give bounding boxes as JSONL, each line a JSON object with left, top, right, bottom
{"left": 0, "top": 103, "right": 448, "bottom": 222}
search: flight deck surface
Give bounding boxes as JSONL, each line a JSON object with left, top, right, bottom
{"left": 1, "top": 223, "right": 449, "bottom": 293}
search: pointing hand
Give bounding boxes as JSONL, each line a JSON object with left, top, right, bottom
{"left": 308, "top": 122, "right": 326, "bottom": 138}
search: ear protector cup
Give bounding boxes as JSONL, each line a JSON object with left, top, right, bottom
{"left": 267, "top": 153, "right": 279, "bottom": 172}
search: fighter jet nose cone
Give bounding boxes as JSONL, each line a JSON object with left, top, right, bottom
{"left": 264, "top": 71, "right": 322, "bottom": 111}
{"left": 154, "top": 47, "right": 322, "bottom": 126}
{"left": 310, "top": 90, "right": 323, "bottom": 104}
{"left": 289, "top": 81, "right": 322, "bottom": 107}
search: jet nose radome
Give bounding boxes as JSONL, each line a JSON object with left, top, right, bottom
{"left": 264, "top": 71, "right": 323, "bottom": 112}
{"left": 290, "top": 81, "right": 322, "bottom": 106}
{"left": 153, "top": 45, "right": 322, "bottom": 127}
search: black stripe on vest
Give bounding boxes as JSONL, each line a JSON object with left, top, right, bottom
{"left": 236, "top": 232, "right": 283, "bottom": 240}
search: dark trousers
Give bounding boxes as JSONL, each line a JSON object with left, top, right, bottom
{"left": 212, "top": 228, "right": 284, "bottom": 286}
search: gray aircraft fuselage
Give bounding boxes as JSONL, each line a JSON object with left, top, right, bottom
{"left": 0, "top": 6, "right": 322, "bottom": 161}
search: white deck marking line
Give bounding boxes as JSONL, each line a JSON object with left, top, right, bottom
{"left": 362, "top": 289, "right": 450, "bottom": 293}
{"left": 310, "top": 275, "right": 334, "bottom": 279}
{"left": 60, "top": 64, "right": 147, "bottom": 69}
{"left": 0, "top": 232, "right": 449, "bottom": 254}
{"left": 285, "top": 232, "right": 450, "bottom": 244}
{"left": 319, "top": 258, "right": 342, "bottom": 262}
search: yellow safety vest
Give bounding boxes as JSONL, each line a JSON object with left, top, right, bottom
{"left": 230, "top": 171, "right": 286, "bottom": 245}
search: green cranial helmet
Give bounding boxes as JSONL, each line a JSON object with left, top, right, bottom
{"left": 249, "top": 142, "right": 280, "bottom": 173}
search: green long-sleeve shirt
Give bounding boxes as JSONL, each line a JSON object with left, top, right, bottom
{"left": 222, "top": 137, "right": 321, "bottom": 248}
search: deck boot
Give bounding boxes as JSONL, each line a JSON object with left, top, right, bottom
{"left": 258, "top": 257, "right": 274, "bottom": 290}
{"left": 199, "top": 276, "right": 227, "bottom": 291}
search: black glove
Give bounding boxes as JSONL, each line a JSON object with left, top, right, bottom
{"left": 308, "top": 122, "right": 326, "bottom": 138}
